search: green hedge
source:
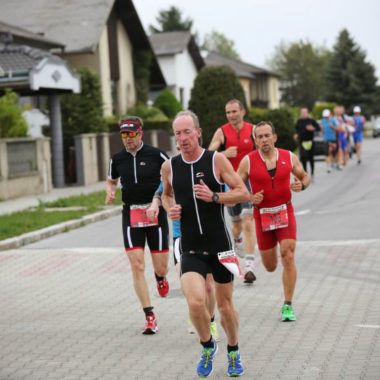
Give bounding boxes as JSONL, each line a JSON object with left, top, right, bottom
{"left": 311, "top": 102, "right": 338, "bottom": 120}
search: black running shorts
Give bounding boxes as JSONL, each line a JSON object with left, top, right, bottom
{"left": 122, "top": 205, "right": 169, "bottom": 253}
{"left": 180, "top": 250, "right": 233, "bottom": 284}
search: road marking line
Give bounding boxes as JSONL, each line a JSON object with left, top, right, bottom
{"left": 354, "top": 324, "right": 380, "bottom": 329}
{"left": 295, "top": 209, "right": 311, "bottom": 216}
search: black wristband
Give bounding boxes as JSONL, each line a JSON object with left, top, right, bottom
{"left": 301, "top": 182, "right": 306, "bottom": 191}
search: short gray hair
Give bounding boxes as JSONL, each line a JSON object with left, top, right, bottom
{"left": 173, "top": 110, "right": 200, "bottom": 129}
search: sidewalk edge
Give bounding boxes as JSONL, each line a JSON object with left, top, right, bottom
{"left": 0, "top": 206, "right": 122, "bottom": 251}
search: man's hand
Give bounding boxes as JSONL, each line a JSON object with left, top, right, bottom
{"left": 193, "top": 179, "right": 213, "bottom": 202}
{"left": 305, "top": 124, "right": 315, "bottom": 131}
{"left": 223, "top": 146, "right": 238, "bottom": 158}
{"left": 146, "top": 204, "right": 159, "bottom": 222}
{"left": 169, "top": 204, "right": 182, "bottom": 221}
{"left": 105, "top": 189, "right": 116, "bottom": 205}
{"left": 290, "top": 177, "right": 303, "bottom": 192}
{"left": 253, "top": 189, "right": 264, "bottom": 205}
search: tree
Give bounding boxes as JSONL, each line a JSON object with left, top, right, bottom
{"left": 268, "top": 40, "right": 329, "bottom": 110}
{"left": 325, "top": 29, "right": 378, "bottom": 115}
{"left": 60, "top": 68, "right": 107, "bottom": 138}
{"left": 0, "top": 89, "right": 28, "bottom": 138}
{"left": 149, "top": 6, "right": 193, "bottom": 33}
{"left": 188, "top": 65, "right": 246, "bottom": 147}
{"left": 202, "top": 30, "right": 240, "bottom": 59}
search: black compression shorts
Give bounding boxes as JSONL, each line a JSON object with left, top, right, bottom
{"left": 122, "top": 205, "right": 169, "bottom": 253}
{"left": 180, "top": 250, "right": 233, "bottom": 284}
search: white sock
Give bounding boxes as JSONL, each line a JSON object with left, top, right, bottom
{"left": 245, "top": 254, "right": 254, "bottom": 270}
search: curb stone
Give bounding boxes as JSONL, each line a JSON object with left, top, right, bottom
{"left": 0, "top": 206, "right": 122, "bottom": 251}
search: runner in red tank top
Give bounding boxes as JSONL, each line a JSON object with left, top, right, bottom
{"left": 238, "top": 121, "right": 310, "bottom": 322}
{"left": 209, "top": 99, "right": 257, "bottom": 284}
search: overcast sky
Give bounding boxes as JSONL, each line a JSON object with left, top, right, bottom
{"left": 134, "top": 0, "right": 379, "bottom": 80}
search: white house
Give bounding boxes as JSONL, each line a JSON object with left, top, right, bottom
{"left": 149, "top": 31, "right": 204, "bottom": 108}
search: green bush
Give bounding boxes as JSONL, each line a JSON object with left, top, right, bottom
{"left": 125, "top": 102, "right": 168, "bottom": 121}
{"left": 188, "top": 65, "right": 247, "bottom": 147}
{"left": 0, "top": 89, "right": 28, "bottom": 137}
{"left": 248, "top": 107, "right": 296, "bottom": 151}
{"left": 311, "top": 102, "right": 338, "bottom": 120}
{"left": 154, "top": 89, "right": 182, "bottom": 118}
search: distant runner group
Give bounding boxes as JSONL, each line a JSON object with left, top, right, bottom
{"left": 105, "top": 100, "right": 311, "bottom": 378}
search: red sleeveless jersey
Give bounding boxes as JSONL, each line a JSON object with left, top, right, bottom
{"left": 221, "top": 122, "right": 255, "bottom": 171}
{"left": 248, "top": 148, "right": 293, "bottom": 213}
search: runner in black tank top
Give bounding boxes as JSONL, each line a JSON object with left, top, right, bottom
{"left": 171, "top": 149, "right": 231, "bottom": 254}
{"left": 162, "top": 111, "right": 250, "bottom": 377}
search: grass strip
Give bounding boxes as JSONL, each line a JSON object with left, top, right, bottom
{"left": 0, "top": 190, "right": 122, "bottom": 241}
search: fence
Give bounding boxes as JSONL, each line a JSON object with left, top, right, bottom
{"left": 0, "top": 137, "right": 52, "bottom": 200}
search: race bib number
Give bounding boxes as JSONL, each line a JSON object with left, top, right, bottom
{"left": 260, "top": 204, "right": 288, "bottom": 232}
{"left": 217, "top": 250, "right": 243, "bottom": 278}
{"left": 130, "top": 203, "right": 158, "bottom": 228}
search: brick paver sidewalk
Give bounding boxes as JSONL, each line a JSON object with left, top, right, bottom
{"left": 0, "top": 240, "right": 379, "bottom": 379}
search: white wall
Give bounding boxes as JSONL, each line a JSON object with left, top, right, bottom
{"left": 174, "top": 50, "right": 198, "bottom": 108}
{"left": 157, "top": 49, "right": 198, "bottom": 108}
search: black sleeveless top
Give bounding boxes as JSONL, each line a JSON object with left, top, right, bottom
{"left": 171, "top": 149, "right": 232, "bottom": 254}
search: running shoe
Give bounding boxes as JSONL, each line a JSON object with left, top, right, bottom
{"left": 142, "top": 314, "right": 158, "bottom": 334}
{"left": 227, "top": 351, "right": 244, "bottom": 377}
{"left": 243, "top": 270, "right": 256, "bottom": 284}
{"left": 197, "top": 339, "right": 218, "bottom": 378}
{"left": 156, "top": 277, "right": 169, "bottom": 297}
{"left": 234, "top": 237, "right": 245, "bottom": 258}
{"left": 210, "top": 321, "right": 219, "bottom": 341}
{"left": 281, "top": 304, "right": 296, "bottom": 322}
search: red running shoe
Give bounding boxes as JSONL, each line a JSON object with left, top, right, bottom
{"left": 142, "top": 314, "right": 158, "bottom": 335}
{"left": 156, "top": 277, "right": 169, "bottom": 297}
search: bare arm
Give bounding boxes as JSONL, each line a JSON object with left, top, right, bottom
{"left": 290, "top": 153, "right": 311, "bottom": 192}
{"left": 208, "top": 128, "right": 238, "bottom": 158}
{"left": 146, "top": 186, "right": 162, "bottom": 221}
{"left": 237, "top": 156, "right": 264, "bottom": 205}
{"left": 105, "top": 178, "right": 118, "bottom": 205}
{"left": 193, "top": 153, "right": 250, "bottom": 204}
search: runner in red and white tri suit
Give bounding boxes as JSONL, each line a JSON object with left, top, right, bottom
{"left": 238, "top": 121, "right": 310, "bottom": 322}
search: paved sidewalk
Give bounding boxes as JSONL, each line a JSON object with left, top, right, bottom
{"left": 0, "top": 239, "right": 379, "bottom": 379}
{"left": 0, "top": 182, "right": 106, "bottom": 216}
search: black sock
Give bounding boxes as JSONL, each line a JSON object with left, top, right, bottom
{"left": 210, "top": 315, "right": 215, "bottom": 323}
{"left": 228, "top": 344, "right": 239, "bottom": 353}
{"left": 284, "top": 301, "right": 292, "bottom": 306}
{"left": 201, "top": 336, "right": 214, "bottom": 348}
{"left": 143, "top": 306, "right": 154, "bottom": 316}
{"left": 155, "top": 272, "right": 164, "bottom": 281}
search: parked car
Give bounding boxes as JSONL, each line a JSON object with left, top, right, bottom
{"left": 373, "top": 117, "right": 380, "bottom": 138}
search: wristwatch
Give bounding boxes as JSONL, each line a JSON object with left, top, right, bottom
{"left": 212, "top": 192, "right": 219, "bottom": 203}
{"left": 301, "top": 182, "right": 306, "bottom": 191}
